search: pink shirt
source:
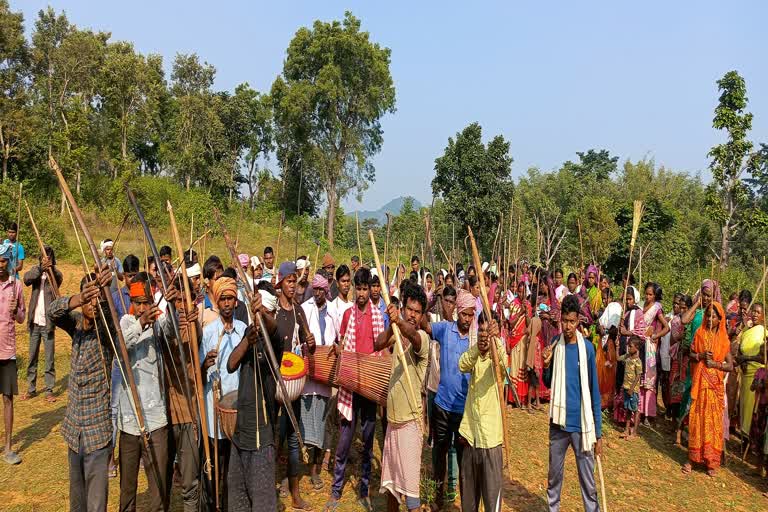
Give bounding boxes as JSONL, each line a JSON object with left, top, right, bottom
{"left": 0, "top": 278, "right": 25, "bottom": 360}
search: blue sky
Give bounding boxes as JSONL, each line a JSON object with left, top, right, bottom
{"left": 18, "top": 1, "right": 768, "bottom": 211}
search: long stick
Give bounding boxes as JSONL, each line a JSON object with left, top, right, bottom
{"left": 110, "top": 212, "right": 131, "bottom": 255}
{"left": 23, "top": 201, "right": 60, "bottom": 298}
{"left": 467, "top": 226, "right": 512, "bottom": 478}
{"left": 577, "top": 219, "right": 585, "bottom": 271}
{"left": 597, "top": 455, "right": 609, "bottom": 512}
{"left": 437, "top": 243, "right": 453, "bottom": 274}
{"left": 167, "top": 200, "right": 213, "bottom": 478}
{"left": 125, "top": 187, "right": 196, "bottom": 435}
{"left": 355, "top": 211, "right": 363, "bottom": 264}
{"left": 384, "top": 213, "right": 392, "bottom": 275}
{"left": 50, "top": 156, "right": 153, "bottom": 458}
{"left": 14, "top": 183, "right": 21, "bottom": 271}
{"left": 369, "top": 230, "right": 423, "bottom": 426}
{"left": 212, "top": 208, "right": 309, "bottom": 463}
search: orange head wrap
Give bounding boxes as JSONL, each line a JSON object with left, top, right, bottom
{"left": 129, "top": 281, "right": 148, "bottom": 301}
{"left": 212, "top": 277, "right": 238, "bottom": 304}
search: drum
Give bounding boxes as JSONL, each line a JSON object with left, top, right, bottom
{"left": 276, "top": 351, "right": 308, "bottom": 404}
{"left": 216, "top": 390, "right": 238, "bottom": 441}
{"left": 336, "top": 351, "right": 391, "bottom": 406}
{"left": 308, "top": 345, "right": 340, "bottom": 386}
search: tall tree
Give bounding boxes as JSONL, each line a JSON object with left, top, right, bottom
{"left": 271, "top": 11, "right": 396, "bottom": 247}
{"left": 562, "top": 149, "right": 618, "bottom": 182}
{"left": 706, "top": 71, "right": 766, "bottom": 268}
{"left": 432, "top": 122, "right": 514, "bottom": 250}
{"left": 167, "top": 53, "right": 227, "bottom": 191}
{"left": 0, "top": 0, "right": 32, "bottom": 181}
{"left": 99, "top": 41, "right": 165, "bottom": 176}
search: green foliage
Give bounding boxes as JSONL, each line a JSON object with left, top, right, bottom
{"left": 432, "top": 122, "right": 514, "bottom": 251}
{"left": 271, "top": 11, "right": 396, "bottom": 246}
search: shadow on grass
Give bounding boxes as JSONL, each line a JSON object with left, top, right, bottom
{"left": 15, "top": 402, "right": 66, "bottom": 454}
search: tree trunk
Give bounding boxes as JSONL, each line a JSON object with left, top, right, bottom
{"left": 327, "top": 185, "right": 337, "bottom": 248}
{"left": 76, "top": 169, "right": 81, "bottom": 195}
{"left": 1, "top": 149, "right": 7, "bottom": 182}
{"left": 186, "top": 175, "right": 191, "bottom": 192}
{"left": 720, "top": 221, "right": 730, "bottom": 270}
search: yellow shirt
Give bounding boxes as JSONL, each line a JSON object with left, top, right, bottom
{"left": 458, "top": 337, "right": 506, "bottom": 449}
{"left": 386, "top": 330, "right": 429, "bottom": 424}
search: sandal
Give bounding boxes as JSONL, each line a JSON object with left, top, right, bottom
{"left": 108, "top": 464, "right": 118, "bottom": 478}
{"left": 45, "top": 392, "right": 57, "bottom": 403}
{"left": 706, "top": 469, "right": 717, "bottom": 478}
{"left": 357, "top": 497, "right": 373, "bottom": 512}
{"left": 681, "top": 463, "right": 692, "bottom": 475}
{"left": 19, "top": 391, "right": 36, "bottom": 401}
{"left": 310, "top": 475, "right": 324, "bottom": 490}
{"left": 279, "top": 478, "right": 289, "bottom": 498}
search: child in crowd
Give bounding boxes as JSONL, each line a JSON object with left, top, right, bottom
{"left": 619, "top": 336, "right": 643, "bottom": 439}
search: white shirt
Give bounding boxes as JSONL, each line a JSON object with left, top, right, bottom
{"left": 33, "top": 274, "right": 47, "bottom": 327}
{"left": 329, "top": 296, "right": 353, "bottom": 336}
{"left": 301, "top": 297, "right": 338, "bottom": 397}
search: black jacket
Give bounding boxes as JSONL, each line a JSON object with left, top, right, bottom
{"left": 23, "top": 264, "right": 64, "bottom": 331}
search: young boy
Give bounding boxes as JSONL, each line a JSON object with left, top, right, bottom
{"left": 543, "top": 294, "right": 602, "bottom": 512}
{"left": 618, "top": 336, "right": 643, "bottom": 439}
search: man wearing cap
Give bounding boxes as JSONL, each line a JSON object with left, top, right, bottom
{"left": 185, "top": 260, "right": 203, "bottom": 305}
{"left": 4, "top": 223, "right": 24, "bottom": 278}
{"left": 268, "top": 261, "right": 315, "bottom": 509}
{"left": 237, "top": 254, "right": 252, "bottom": 307}
{"left": 320, "top": 253, "right": 337, "bottom": 299}
{"left": 21, "top": 245, "right": 63, "bottom": 403}
{"left": 49, "top": 268, "right": 114, "bottom": 509}
{"left": 0, "top": 242, "right": 25, "bottom": 465}
{"left": 100, "top": 239, "right": 124, "bottom": 295}
{"left": 422, "top": 289, "right": 476, "bottom": 510}
{"left": 117, "top": 273, "right": 171, "bottom": 512}
{"left": 200, "top": 276, "right": 245, "bottom": 510}
{"left": 300, "top": 272, "right": 337, "bottom": 489}
{"left": 295, "top": 256, "right": 313, "bottom": 304}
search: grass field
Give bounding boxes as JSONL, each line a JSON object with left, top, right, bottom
{"left": 1, "top": 262, "right": 768, "bottom": 511}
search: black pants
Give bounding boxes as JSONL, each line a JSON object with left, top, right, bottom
{"left": 200, "top": 436, "right": 231, "bottom": 512}
{"left": 228, "top": 443, "right": 277, "bottom": 512}
{"left": 68, "top": 442, "right": 111, "bottom": 512}
{"left": 167, "top": 423, "right": 200, "bottom": 512}
{"left": 119, "top": 427, "right": 170, "bottom": 512}
{"left": 431, "top": 403, "right": 464, "bottom": 504}
{"left": 458, "top": 439, "right": 503, "bottom": 512}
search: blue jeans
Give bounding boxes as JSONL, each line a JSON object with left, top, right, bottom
{"left": 331, "top": 393, "right": 377, "bottom": 499}
{"left": 26, "top": 325, "right": 55, "bottom": 394}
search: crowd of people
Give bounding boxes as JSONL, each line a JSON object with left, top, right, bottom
{"left": 0, "top": 223, "right": 767, "bottom": 511}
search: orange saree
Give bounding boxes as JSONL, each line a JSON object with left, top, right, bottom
{"left": 688, "top": 302, "right": 730, "bottom": 470}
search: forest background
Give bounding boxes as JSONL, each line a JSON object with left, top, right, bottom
{"left": 2, "top": 1, "right": 768, "bottom": 307}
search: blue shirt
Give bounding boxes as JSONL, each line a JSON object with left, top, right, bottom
{"left": 112, "top": 287, "right": 131, "bottom": 319}
{"left": 431, "top": 321, "right": 471, "bottom": 414}
{"left": 377, "top": 297, "right": 390, "bottom": 330}
{"left": 3, "top": 240, "right": 24, "bottom": 278}
{"left": 544, "top": 338, "right": 602, "bottom": 438}
{"left": 200, "top": 317, "right": 246, "bottom": 439}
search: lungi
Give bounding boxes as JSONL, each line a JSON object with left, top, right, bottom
{"left": 380, "top": 419, "right": 422, "bottom": 501}
{"left": 300, "top": 394, "right": 329, "bottom": 450}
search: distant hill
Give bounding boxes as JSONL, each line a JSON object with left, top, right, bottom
{"left": 355, "top": 196, "right": 423, "bottom": 224}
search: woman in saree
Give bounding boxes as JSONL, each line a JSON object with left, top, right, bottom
{"left": 598, "top": 287, "right": 622, "bottom": 408}
{"left": 640, "top": 282, "right": 670, "bottom": 424}
{"left": 678, "top": 280, "right": 719, "bottom": 444}
{"left": 737, "top": 303, "right": 766, "bottom": 441}
{"left": 614, "top": 287, "right": 647, "bottom": 424}
{"left": 578, "top": 264, "right": 603, "bottom": 326}
{"left": 683, "top": 301, "right": 734, "bottom": 477}
{"left": 505, "top": 281, "right": 530, "bottom": 405}
{"left": 668, "top": 294, "right": 691, "bottom": 421}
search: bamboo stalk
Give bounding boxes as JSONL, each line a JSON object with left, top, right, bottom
{"left": 467, "top": 225, "right": 512, "bottom": 479}
{"left": 621, "top": 201, "right": 644, "bottom": 317}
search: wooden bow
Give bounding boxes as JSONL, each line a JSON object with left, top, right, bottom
{"left": 167, "top": 200, "right": 213, "bottom": 478}
{"left": 369, "top": 230, "right": 422, "bottom": 425}
{"left": 467, "top": 225, "right": 512, "bottom": 479}
{"left": 23, "top": 201, "right": 60, "bottom": 298}
{"left": 212, "top": 208, "right": 309, "bottom": 463}
{"left": 49, "top": 155, "right": 153, "bottom": 454}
